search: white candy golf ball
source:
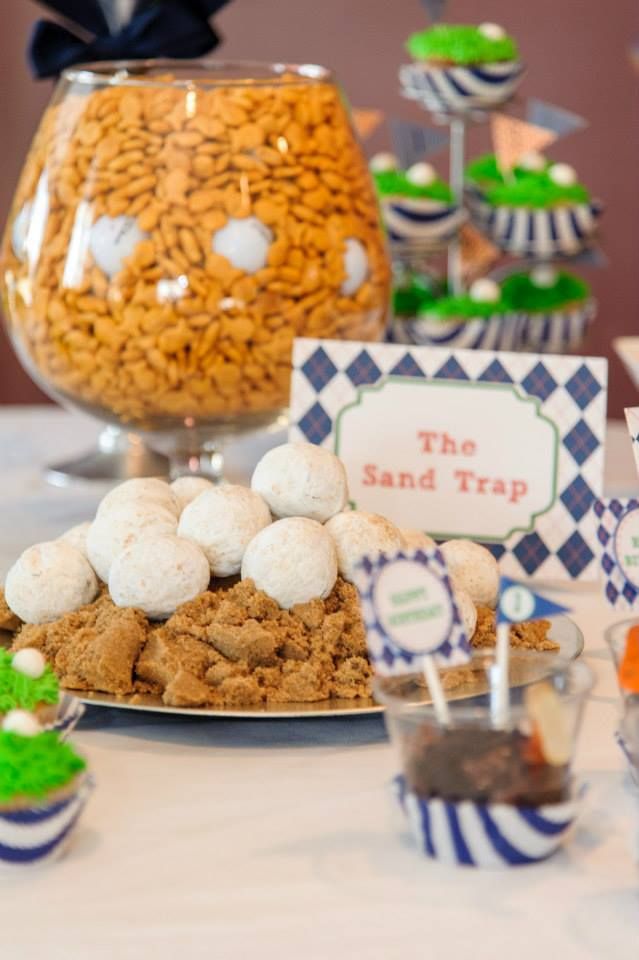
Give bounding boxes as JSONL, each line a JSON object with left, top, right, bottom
{"left": 549, "top": 163, "right": 577, "bottom": 188}
{"left": 469, "top": 277, "right": 500, "bottom": 304}
{"left": 341, "top": 238, "right": 369, "bottom": 296}
{"left": 478, "top": 22, "right": 507, "bottom": 41}
{"left": 2, "top": 709, "right": 41, "bottom": 737}
{"left": 212, "top": 216, "right": 273, "bottom": 274}
{"left": 11, "top": 202, "right": 32, "bottom": 260}
{"left": 89, "top": 215, "right": 149, "bottom": 278}
{"left": 530, "top": 265, "right": 558, "bottom": 288}
{"left": 12, "top": 648, "right": 46, "bottom": 680}
{"left": 406, "top": 162, "right": 437, "bottom": 188}
{"left": 369, "top": 152, "right": 398, "bottom": 173}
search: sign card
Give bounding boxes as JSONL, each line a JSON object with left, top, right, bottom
{"left": 353, "top": 547, "right": 471, "bottom": 676}
{"left": 594, "top": 498, "right": 639, "bottom": 608}
{"left": 290, "top": 339, "right": 608, "bottom": 583}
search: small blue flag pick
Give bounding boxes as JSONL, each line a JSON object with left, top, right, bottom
{"left": 389, "top": 119, "right": 449, "bottom": 170}
{"left": 497, "top": 576, "right": 571, "bottom": 625}
{"left": 526, "top": 98, "right": 587, "bottom": 139}
{"left": 353, "top": 547, "right": 471, "bottom": 677}
{"left": 419, "top": 0, "right": 448, "bottom": 22}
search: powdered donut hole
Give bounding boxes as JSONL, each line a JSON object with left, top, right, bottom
{"left": 97, "top": 477, "right": 180, "bottom": 519}
{"left": 178, "top": 485, "right": 271, "bottom": 577}
{"left": 440, "top": 539, "right": 500, "bottom": 608}
{"left": 454, "top": 587, "right": 478, "bottom": 640}
{"left": 170, "top": 476, "right": 214, "bottom": 513}
{"left": 325, "top": 511, "right": 402, "bottom": 582}
{"left": 400, "top": 529, "right": 437, "bottom": 552}
{"left": 86, "top": 502, "right": 178, "bottom": 582}
{"left": 241, "top": 517, "right": 338, "bottom": 609}
{"left": 5, "top": 541, "right": 98, "bottom": 625}
{"left": 251, "top": 442, "right": 349, "bottom": 523}
{"left": 109, "top": 534, "right": 210, "bottom": 620}
{"left": 58, "top": 520, "right": 92, "bottom": 558}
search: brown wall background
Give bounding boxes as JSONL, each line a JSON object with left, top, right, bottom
{"left": 1, "top": 0, "right": 638, "bottom": 414}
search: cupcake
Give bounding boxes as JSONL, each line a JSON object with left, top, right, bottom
{"left": 465, "top": 154, "right": 603, "bottom": 257}
{"left": 0, "top": 647, "right": 84, "bottom": 736}
{"left": 371, "top": 155, "right": 466, "bottom": 247}
{"left": 395, "top": 276, "right": 521, "bottom": 350}
{"left": 400, "top": 23, "right": 524, "bottom": 114}
{"left": 501, "top": 266, "right": 596, "bottom": 353}
{"left": 0, "top": 710, "right": 93, "bottom": 866}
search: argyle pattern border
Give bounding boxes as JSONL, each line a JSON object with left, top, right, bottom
{"left": 290, "top": 339, "right": 608, "bottom": 582}
{"left": 352, "top": 547, "right": 471, "bottom": 676}
{"left": 593, "top": 498, "right": 639, "bottom": 608}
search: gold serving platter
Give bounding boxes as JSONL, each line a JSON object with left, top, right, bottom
{"left": 0, "top": 614, "right": 583, "bottom": 720}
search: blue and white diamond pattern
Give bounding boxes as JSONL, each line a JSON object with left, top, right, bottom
{"left": 352, "top": 547, "right": 471, "bottom": 677}
{"left": 594, "top": 498, "right": 639, "bottom": 609}
{"left": 290, "top": 339, "right": 608, "bottom": 582}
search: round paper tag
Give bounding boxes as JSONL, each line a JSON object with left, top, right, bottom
{"left": 372, "top": 559, "right": 453, "bottom": 655}
{"left": 499, "top": 583, "right": 536, "bottom": 623}
{"left": 614, "top": 506, "right": 639, "bottom": 589}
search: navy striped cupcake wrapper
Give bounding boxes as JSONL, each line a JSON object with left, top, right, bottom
{"left": 465, "top": 187, "right": 603, "bottom": 258}
{"left": 391, "top": 311, "right": 523, "bottom": 351}
{"left": 399, "top": 61, "right": 524, "bottom": 115}
{"left": 518, "top": 299, "right": 596, "bottom": 354}
{"left": 382, "top": 197, "right": 467, "bottom": 245}
{"left": 0, "top": 774, "right": 94, "bottom": 867}
{"left": 42, "top": 693, "right": 85, "bottom": 740}
{"left": 394, "top": 775, "right": 581, "bottom": 868}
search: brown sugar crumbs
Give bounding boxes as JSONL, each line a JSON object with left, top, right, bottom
{"left": 5, "top": 583, "right": 556, "bottom": 708}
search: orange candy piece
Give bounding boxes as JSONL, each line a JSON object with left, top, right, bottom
{"left": 619, "top": 625, "right": 639, "bottom": 694}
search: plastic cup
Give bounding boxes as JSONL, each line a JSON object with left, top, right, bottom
{"left": 375, "top": 655, "right": 593, "bottom": 867}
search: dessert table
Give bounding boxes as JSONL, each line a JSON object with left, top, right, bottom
{"left": 1, "top": 406, "right": 638, "bottom": 960}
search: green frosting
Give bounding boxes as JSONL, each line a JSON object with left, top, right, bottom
{"left": 419, "top": 292, "right": 508, "bottom": 320}
{"left": 374, "top": 169, "right": 453, "bottom": 203}
{"left": 0, "top": 648, "right": 59, "bottom": 713}
{"left": 407, "top": 24, "right": 518, "bottom": 65}
{"left": 466, "top": 153, "right": 590, "bottom": 208}
{"left": 501, "top": 271, "right": 591, "bottom": 312}
{"left": 393, "top": 275, "right": 438, "bottom": 316}
{"left": 0, "top": 731, "right": 86, "bottom": 804}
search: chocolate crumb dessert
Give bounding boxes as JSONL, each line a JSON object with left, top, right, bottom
{"left": 402, "top": 724, "right": 569, "bottom": 806}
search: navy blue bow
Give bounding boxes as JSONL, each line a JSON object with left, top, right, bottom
{"left": 29, "top": 0, "right": 230, "bottom": 79}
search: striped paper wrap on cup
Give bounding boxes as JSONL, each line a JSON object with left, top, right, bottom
{"left": 399, "top": 61, "right": 524, "bottom": 115}
{"left": 391, "top": 311, "right": 523, "bottom": 351}
{"left": 519, "top": 299, "right": 596, "bottom": 354}
{"left": 465, "top": 186, "right": 603, "bottom": 258}
{"left": 393, "top": 775, "right": 581, "bottom": 868}
{"left": 382, "top": 197, "right": 466, "bottom": 246}
{"left": 43, "top": 694, "right": 85, "bottom": 740}
{"left": 0, "top": 774, "right": 94, "bottom": 868}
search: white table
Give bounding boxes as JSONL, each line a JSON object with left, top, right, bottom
{"left": 1, "top": 408, "right": 638, "bottom": 960}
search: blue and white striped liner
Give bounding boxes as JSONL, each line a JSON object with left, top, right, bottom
{"left": 466, "top": 187, "right": 603, "bottom": 258}
{"left": 615, "top": 725, "right": 639, "bottom": 787}
{"left": 44, "top": 694, "right": 85, "bottom": 741}
{"left": 0, "top": 774, "right": 94, "bottom": 868}
{"left": 382, "top": 197, "right": 466, "bottom": 245}
{"left": 391, "top": 311, "right": 523, "bottom": 351}
{"left": 393, "top": 775, "right": 579, "bottom": 868}
{"left": 399, "top": 61, "right": 524, "bottom": 114}
{"left": 519, "top": 300, "right": 596, "bottom": 354}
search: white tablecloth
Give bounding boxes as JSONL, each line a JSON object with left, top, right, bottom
{"left": 1, "top": 408, "right": 638, "bottom": 960}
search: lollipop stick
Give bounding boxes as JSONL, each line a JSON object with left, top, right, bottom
{"left": 490, "top": 622, "right": 511, "bottom": 727}
{"left": 422, "top": 655, "right": 451, "bottom": 726}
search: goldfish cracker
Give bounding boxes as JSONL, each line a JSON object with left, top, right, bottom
{"left": 2, "top": 69, "right": 390, "bottom": 430}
